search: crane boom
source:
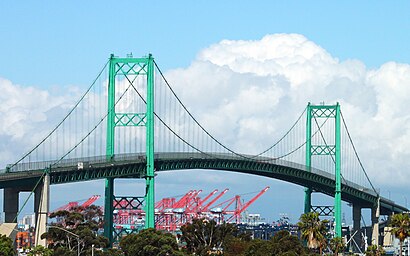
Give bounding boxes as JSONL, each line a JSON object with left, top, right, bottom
{"left": 173, "top": 190, "right": 194, "bottom": 208}
{"left": 199, "top": 189, "right": 218, "bottom": 207}
{"left": 228, "top": 186, "right": 270, "bottom": 223}
{"left": 202, "top": 188, "right": 229, "bottom": 211}
{"left": 239, "top": 186, "right": 269, "bottom": 213}
{"left": 81, "top": 195, "right": 101, "bottom": 207}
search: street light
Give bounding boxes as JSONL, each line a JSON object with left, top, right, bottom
{"left": 47, "top": 225, "right": 80, "bottom": 256}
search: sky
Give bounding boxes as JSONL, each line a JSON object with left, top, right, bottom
{"left": 1, "top": 1, "right": 410, "bottom": 226}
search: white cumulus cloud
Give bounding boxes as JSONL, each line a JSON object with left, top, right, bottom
{"left": 0, "top": 78, "right": 80, "bottom": 164}
{"left": 164, "top": 34, "right": 410, "bottom": 189}
{"left": 1, "top": 33, "right": 409, "bottom": 206}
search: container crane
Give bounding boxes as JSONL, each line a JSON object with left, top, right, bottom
{"left": 228, "top": 186, "right": 270, "bottom": 223}
{"left": 50, "top": 195, "right": 101, "bottom": 213}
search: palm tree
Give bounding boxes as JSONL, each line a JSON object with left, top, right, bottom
{"left": 298, "top": 212, "right": 328, "bottom": 254}
{"left": 389, "top": 213, "right": 410, "bottom": 256}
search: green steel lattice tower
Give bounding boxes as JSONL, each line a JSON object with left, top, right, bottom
{"left": 104, "top": 54, "right": 155, "bottom": 243}
{"left": 304, "top": 103, "right": 342, "bottom": 237}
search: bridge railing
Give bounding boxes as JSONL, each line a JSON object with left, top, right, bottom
{"left": 1, "top": 152, "right": 378, "bottom": 199}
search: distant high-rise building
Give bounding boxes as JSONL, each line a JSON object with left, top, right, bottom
{"left": 18, "top": 214, "right": 35, "bottom": 230}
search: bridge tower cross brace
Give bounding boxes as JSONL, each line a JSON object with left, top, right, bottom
{"left": 104, "top": 54, "right": 155, "bottom": 243}
{"left": 304, "top": 103, "right": 342, "bottom": 237}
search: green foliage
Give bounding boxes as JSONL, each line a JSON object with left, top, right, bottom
{"left": 180, "top": 218, "right": 236, "bottom": 255}
{"left": 389, "top": 213, "right": 410, "bottom": 256}
{"left": 244, "top": 239, "right": 272, "bottom": 256}
{"left": 120, "top": 228, "right": 184, "bottom": 256}
{"left": 270, "top": 230, "right": 306, "bottom": 255}
{"left": 0, "top": 234, "right": 15, "bottom": 256}
{"left": 110, "top": 222, "right": 314, "bottom": 256}
{"left": 98, "top": 248, "right": 123, "bottom": 256}
{"left": 298, "top": 212, "right": 328, "bottom": 254}
{"left": 329, "top": 237, "right": 345, "bottom": 255}
{"left": 224, "top": 237, "right": 250, "bottom": 256}
{"left": 28, "top": 245, "right": 54, "bottom": 256}
{"left": 389, "top": 213, "right": 410, "bottom": 242}
{"left": 226, "top": 230, "right": 310, "bottom": 256}
{"left": 365, "top": 244, "right": 386, "bottom": 256}
{"left": 51, "top": 247, "right": 76, "bottom": 256}
{"left": 278, "top": 252, "right": 298, "bottom": 256}
{"left": 41, "top": 205, "right": 109, "bottom": 255}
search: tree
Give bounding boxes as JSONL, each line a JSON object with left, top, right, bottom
{"left": 270, "top": 230, "right": 307, "bottom": 255}
{"left": 41, "top": 205, "right": 109, "bottom": 255}
{"left": 50, "top": 247, "right": 75, "bottom": 256}
{"left": 224, "top": 232, "right": 252, "bottom": 256}
{"left": 228, "top": 230, "right": 310, "bottom": 256}
{"left": 94, "top": 248, "right": 123, "bottom": 256}
{"left": 119, "top": 228, "right": 184, "bottom": 256}
{"left": 389, "top": 213, "right": 410, "bottom": 256}
{"left": 329, "top": 237, "right": 345, "bottom": 255}
{"left": 365, "top": 244, "right": 385, "bottom": 256}
{"left": 0, "top": 234, "right": 15, "bottom": 256}
{"left": 224, "top": 237, "right": 250, "bottom": 256}
{"left": 298, "top": 212, "right": 328, "bottom": 254}
{"left": 180, "top": 218, "right": 236, "bottom": 255}
{"left": 244, "top": 239, "right": 273, "bottom": 256}
{"left": 28, "top": 245, "right": 53, "bottom": 256}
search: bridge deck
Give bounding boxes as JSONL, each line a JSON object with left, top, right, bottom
{"left": 0, "top": 152, "right": 406, "bottom": 214}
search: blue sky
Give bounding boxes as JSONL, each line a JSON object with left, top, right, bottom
{"left": 1, "top": 1, "right": 409, "bottom": 87}
{"left": 1, "top": 1, "right": 410, "bottom": 225}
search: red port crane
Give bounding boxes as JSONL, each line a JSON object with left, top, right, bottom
{"left": 114, "top": 187, "right": 268, "bottom": 231}
{"left": 51, "top": 195, "right": 101, "bottom": 213}
{"left": 202, "top": 189, "right": 229, "bottom": 212}
{"left": 228, "top": 186, "right": 270, "bottom": 223}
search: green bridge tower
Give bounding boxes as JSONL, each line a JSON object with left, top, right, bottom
{"left": 104, "top": 54, "right": 155, "bottom": 243}
{"left": 304, "top": 103, "right": 342, "bottom": 237}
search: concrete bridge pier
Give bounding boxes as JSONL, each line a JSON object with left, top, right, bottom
{"left": 34, "top": 173, "right": 50, "bottom": 247}
{"left": 352, "top": 204, "right": 362, "bottom": 251}
{"left": 371, "top": 198, "right": 380, "bottom": 246}
{"left": 3, "top": 188, "right": 19, "bottom": 223}
{"left": 2, "top": 173, "right": 50, "bottom": 246}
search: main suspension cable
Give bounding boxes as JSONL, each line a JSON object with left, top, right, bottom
{"left": 124, "top": 74, "right": 222, "bottom": 159}
{"left": 340, "top": 111, "right": 378, "bottom": 195}
{"left": 253, "top": 107, "right": 307, "bottom": 158}
{"left": 10, "top": 60, "right": 110, "bottom": 168}
{"left": 313, "top": 117, "right": 350, "bottom": 186}
{"left": 276, "top": 116, "right": 330, "bottom": 160}
{"left": 50, "top": 78, "right": 136, "bottom": 167}
{"left": 154, "top": 61, "right": 247, "bottom": 159}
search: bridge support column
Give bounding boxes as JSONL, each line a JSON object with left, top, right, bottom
{"left": 3, "top": 188, "right": 19, "bottom": 223}
{"left": 304, "top": 189, "right": 312, "bottom": 214}
{"left": 352, "top": 204, "right": 362, "bottom": 252}
{"left": 304, "top": 103, "right": 312, "bottom": 214}
{"left": 105, "top": 55, "right": 156, "bottom": 239}
{"left": 305, "top": 103, "right": 342, "bottom": 237}
{"left": 371, "top": 198, "right": 380, "bottom": 245}
{"left": 145, "top": 54, "right": 155, "bottom": 229}
{"left": 34, "top": 173, "right": 50, "bottom": 247}
{"left": 103, "top": 178, "right": 114, "bottom": 245}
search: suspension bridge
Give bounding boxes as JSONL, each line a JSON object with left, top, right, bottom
{"left": 0, "top": 54, "right": 407, "bottom": 247}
